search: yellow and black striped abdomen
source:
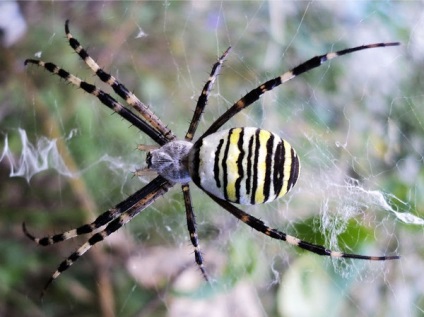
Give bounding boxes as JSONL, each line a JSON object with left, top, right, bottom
{"left": 188, "top": 127, "right": 300, "bottom": 205}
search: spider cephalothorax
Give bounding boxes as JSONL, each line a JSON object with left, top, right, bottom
{"left": 146, "top": 140, "right": 193, "bottom": 184}
{"left": 23, "top": 20, "right": 400, "bottom": 295}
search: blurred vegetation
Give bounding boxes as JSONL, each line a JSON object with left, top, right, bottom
{"left": 1, "top": 2, "right": 423, "bottom": 317}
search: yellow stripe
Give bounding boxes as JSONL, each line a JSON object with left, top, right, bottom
{"left": 225, "top": 128, "right": 242, "bottom": 201}
{"left": 254, "top": 130, "right": 271, "bottom": 203}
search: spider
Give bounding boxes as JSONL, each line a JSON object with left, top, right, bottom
{"left": 23, "top": 20, "right": 400, "bottom": 295}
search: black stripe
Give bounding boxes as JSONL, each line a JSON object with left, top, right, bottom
{"left": 222, "top": 129, "right": 233, "bottom": 201}
{"left": 263, "top": 133, "right": 274, "bottom": 202}
{"left": 69, "top": 251, "right": 80, "bottom": 262}
{"left": 78, "top": 48, "right": 89, "bottom": 60}
{"left": 250, "top": 129, "right": 261, "bottom": 204}
{"left": 43, "top": 62, "right": 69, "bottom": 78}
{"left": 57, "top": 69, "right": 70, "bottom": 79}
{"left": 44, "top": 62, "right": 59, "bottom": 73}
{"left": 80, "top": 81, "right": 96, "bottom": 94}
{"left": 68, "top": 37, "right": 80, "bottom": 51}
{"left": 68, "top": 36, "right": 90, "bottom": 61}
{"left": 234, "top": 128, "right": 245, "bottom": 203}
{"left": 273, "top": 140, "right": 285, "bottom": 199}
{"left": 52, "top": 235, "right": 65, "bottom": 243}
{"left": 191, "top": 139, "right": 202, "bottom": 187}
{"left": 39, "top": 236, "right": 57, "bottom": 246}
{"left": 297, "top": 240, "right": 330, "bottom": 256}
{"left": 214, "top": 138, "right": 224, "bottom": 189}
{"left": 89, "top": 232, "right": 104, "bottom": 244}
{"left": 245, "top": 132, "right": 254, "bottom": 196}
{"left": 76, "top": 224, "right": 93, "bottom": 235}
{"left": 96, "top": 68, "right": 134, "bottom": 103}
{"left": 105, "top": 217, "right": 123, "bottom": 235}
{"left": 96, "top": 68, "right": 112, "bottom": 82}
{"left": 291, "top": 55, "right": 322, "bottom": 77}
{"left": 287, "top": 150, "right": 300, "bottom": 191}
{"left": 57, "top": 251, "right": 78, "bottom": 273}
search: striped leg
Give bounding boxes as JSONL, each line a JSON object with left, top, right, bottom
{"left": 200, "top": 42, "right": 400, "bottom": 139}
{"left": 185, "top": 47, "right": 232, "bottom": 141}
{"left": 207, "top": 193, "right": 400, "bottom": 261}
{"left": 181, "top": 184, "right": 209, "bottom": 281}
{"left": 23, "top": 176, "right": 174, "bottom": 296}
{"left": 40, "top": 212, "right": 128, "bottom": 296}
{"left": 22, "top": 175, "right": 170, "bottom": 245}
{"left": 64, "top": 20, "right": 175, "bottom": 145}
{"left": 24, "top": 59, "right": 168, "bottom": 145}
{"left": 22, "top": 207, "right": 121, "bottom": 246}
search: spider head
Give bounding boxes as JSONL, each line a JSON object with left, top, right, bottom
{"left": 146, "top": 140, "right": 193, "bottom": 184}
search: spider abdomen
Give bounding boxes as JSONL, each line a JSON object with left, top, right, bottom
{"left": 189, "top": 127, "right": 300, "bottom": 205}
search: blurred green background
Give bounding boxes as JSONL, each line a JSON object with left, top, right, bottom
{"left": 1, "top": 1, "right": 423, "bottom": 317}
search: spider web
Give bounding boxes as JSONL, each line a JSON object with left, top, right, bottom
{"left": 2, "top": 2, "right": 424, "bottom": 317}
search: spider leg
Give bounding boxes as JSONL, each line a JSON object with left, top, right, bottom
{"left": 22, "top": 207, "right": 121, "bottom": 246}
{"left": 22, "top": 175, "right": 169, "bottom": 245}
{"left": 207, "top": 193, "right": 399, "bottom": 261}
{"left": 27, "top": 176, "right": 173, "bottom": 296}
{"left": 185, "top": 47, "right": 231, "bottom": 141}
{"left": 40, "top": 215, "right": 125, "bottom": 297}
{"left": 64, "top": 20, "right": 175, "bottom": 145}
{"left": 200, "top": 42, "right": 400, "bottom": 139}
{"left": 24, "top": 59, "right": 168, "bottom": 145}
{"left": 181, "top": 184, "right": 209, "bottom": 281}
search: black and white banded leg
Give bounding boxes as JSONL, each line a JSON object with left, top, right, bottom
{"left": 24, "top": 59, "right": 168, "bottom": 145}
{"left": 174, "top": 47, "right": 232, "bottom": 279}
{"left": 208, "top": 194, "right": 399, "bottom": 261}
{"left": 185, "top": 46, "right": 231, "bottom": 141}
{"left": 63, "top": 20, "right": 175, "bottom": 145}
{"left": 200, "top": 42, "right": 400, "bottom": 139}
{"left": 23, "top": 176, "right": 173, "bottom": 296}
{"left": 182, "top": 184, "right": 209, "bottom": 281}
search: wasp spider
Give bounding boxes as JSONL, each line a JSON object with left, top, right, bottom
{"left": 23, "top": 20, "right": 400, "bottom": 295}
